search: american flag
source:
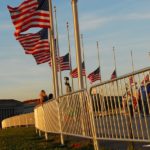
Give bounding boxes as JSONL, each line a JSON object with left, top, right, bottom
{"left": 87, "top": 67, "right": 101, "bottom": 83}
{"left": 20, "top": 28, "right": 50, "bottom": 65}
{"left": 17, "top": 28, "right": 50, "bottom": 55}
{"left": 49, "top": 53, "right": 70, "bottom": 71}
{"left": 111, "top": 70, "right": 117, "bottom": 79}
{"left": 16, "top": 33, "right": 40, "bottom": 53}
{"left": 49, "top": 57, "right": 60, "bottom": 71}
{"left": 59, "top": 53, "right": 70, "bottom": 71}
{"left": 70, "top": 62, "right": 86, "bottom": 78}
{"left": 8, "top": 0, "right": 50, "bottom": 36}
{"left": 33, "top": 50, "right": 50, "bottom": 65}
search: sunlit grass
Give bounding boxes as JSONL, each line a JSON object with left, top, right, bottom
{"left": 0, "top": 127, "right": 143, "bottom": 150}
{"left": 0, "top": 127, "right": 93, "bottom": 150}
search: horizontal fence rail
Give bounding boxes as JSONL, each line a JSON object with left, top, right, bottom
{"left": 90, "top": 67, "right": 150, "bottom": 142}
{"left": 2, "top": 113, "right": 34, "bottom": 129}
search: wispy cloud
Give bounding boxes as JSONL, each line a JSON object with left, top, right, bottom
{"left": 80, "top": 13, "right": 111, "bottom": 31}
{"left": 126, "top": 13, "right": 150, "bottom": 20}
{"left": 80, "top": 12, "right": 150, "bottom": 32}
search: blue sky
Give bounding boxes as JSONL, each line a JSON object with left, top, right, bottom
{"left": 0, "top": 0, "right": 150, "bottom": 101}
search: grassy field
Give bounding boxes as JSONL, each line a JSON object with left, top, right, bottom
{"left": 0, "top": 127, "right": 94, "bottom": 150}
{"left": 0, "top": 127, "right": 145, "bottom": 150}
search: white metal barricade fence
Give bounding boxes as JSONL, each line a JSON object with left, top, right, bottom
{"left": 34, "top": 100, "right": 60, "bottom": 134}
{"left": 34, "top": 90, "right": 98, "bottom": 149}
{"left": 58, "top": 90, "right": 94, "bottom": 138}
{"left": 34, "top": 67, "right": 150, "bottom": 150}
{"left": 2, "top": 113, "right": 34, "bottom": 129}
{"left": 90, "top": 67, "right": 150, "bottom": 143}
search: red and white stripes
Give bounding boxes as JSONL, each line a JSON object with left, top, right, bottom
{"left": 8, "top": 0, "right": 50, "bottom": 36}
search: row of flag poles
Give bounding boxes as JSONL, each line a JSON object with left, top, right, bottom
{"left": 8, "top": 0, "right": 144, "bottom": 97}
{"left": 7, "top": 0, "right": 103, "bottom": 96}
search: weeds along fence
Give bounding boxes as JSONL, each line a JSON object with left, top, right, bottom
{"left": 2, "top": 113, "right": 34, "bottom": 128}
{"left": 34, "top": 67, "right": 150, "bottom": 150}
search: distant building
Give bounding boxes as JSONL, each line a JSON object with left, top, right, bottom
{"left": 0, "top": 99, "right": 40, "bottom": 128}
{"left": 22, "top": 99, "right": 40, "bottom": 113}
{"left": 0, "top": 99, "right": 23, "bottom": 128}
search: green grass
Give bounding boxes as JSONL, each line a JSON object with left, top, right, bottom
{"left": 0, "top": 127, "right": 142, "bottom": 150}
{"left": 0, "top": 127, "right": 94, "bottom": 150}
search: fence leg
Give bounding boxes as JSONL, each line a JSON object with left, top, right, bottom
{"left": 36, "top": 128, "right": 38, "bottom": 134}
{"left": 57, "top": 99, "right": 64, "bottom": 145}
{"left": 45, "top": 132, "right": 49, "bottom": 140}
{"left": 90, "top": 109, "right": 99, "bottom": 150}
{"left": 93, "top": 138, "right": 99, "bottom": 150}
{"left": 88, "top": 93, "right": 99, "bottom": 150}
{"left": 38, "top": 130, "right": 42, "bottom": 137}
{"left": 79, "top": 93, "right": 86, "bottom": 136}
{"left": 60, "top": 134, "right": 64, "bottom": 145}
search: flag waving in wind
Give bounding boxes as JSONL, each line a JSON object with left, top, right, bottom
{"left": 33, "top": 50, "right": 50, "bottom": 65}
{"left": 16, "top": 28, "right": 50, "bottom": 65}
{"left": 49, "top": 53, "right": 70, "bottom": 72}
{"left": 16, "top": 33, "right": 41, "bottom": 53}
{"left": 59, "top": 53, "right": 70, "bottom": 71}
{"left": 70, "top": 62, "right": 86, "bottom": 78}
{"left": 16, "top": 28, "right": 50, "bottom": 55}
{"left": 8, "top": 0, "right": 50, "bottom": 36}
{"left": 88, "top": 67, "right": 101, "bottom": 83}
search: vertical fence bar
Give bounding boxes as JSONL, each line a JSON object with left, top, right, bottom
{"left": 88, "top": 90, "right": 99, "bottom": 150}
{"left": 57, "top": 98, "right": 64, "bottom": 145}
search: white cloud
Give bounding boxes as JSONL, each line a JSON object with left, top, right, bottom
{"left": 79, "top": 12, "right": 150, "bottom": 32}
{"left": 126, "top": 13, "right": 150, "bottom": 20}
{"left": 80, "top": 13, "right": 112, "bottom": 31}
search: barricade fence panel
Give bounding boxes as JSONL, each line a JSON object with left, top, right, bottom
{"left": 2, "top": 113, "right": 34, "bottom": 129}
{"left": 35, "top": 106, "right": 45, "bottom": 131}
{"left": 34, "top": 90, "right": 94, "bottom": 138}
{"left": 58, "top": 90, "right": 93, "bottom": 138}
{"left": 90, "top": 67, "right": 150, "bottom": 142}
{"left": 34, "top": 108, "right": 39, "bottom": 129}
{"left": 34, "top": 100, "right": 61, "bottom": 134}
{"left": 43, "top": 100, "right": 60, "bottom": 133}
